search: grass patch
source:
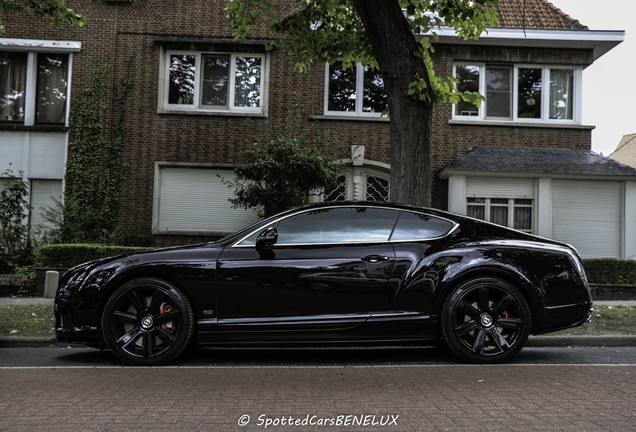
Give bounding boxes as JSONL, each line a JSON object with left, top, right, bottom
{"left": 0, "top": 304, "right": 634, "bottom": 339}
{"left": 555, "top": 305, "right": 636, "bottom": 336}
{"left": 0, "top": 305, "right": 55, "bottom": 337}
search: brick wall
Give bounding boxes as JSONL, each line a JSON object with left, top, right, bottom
{"left": 1, "top": 1, "right": 594, "bottom": 243}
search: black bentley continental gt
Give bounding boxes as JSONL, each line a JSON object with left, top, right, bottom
{"left": 55, "top": 202, "right": 592, "bottom": 365}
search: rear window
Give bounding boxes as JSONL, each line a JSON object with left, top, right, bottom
{"left": 390, "top": 211, "right": 456, "bottom": 241}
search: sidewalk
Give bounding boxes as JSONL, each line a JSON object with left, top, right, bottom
{"left": 1, "top": 297, "right": 636, "bottom": 348}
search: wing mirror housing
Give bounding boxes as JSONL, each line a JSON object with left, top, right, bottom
{"left": 256, "top": 227, "right": 278, "bottom": 251}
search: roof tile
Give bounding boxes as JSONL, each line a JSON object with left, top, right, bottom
{"left": 493, "top": 0, "right": 588, "bottom": 30}
{"left": 442, "top": 146, "right": 636, "bottom": 177}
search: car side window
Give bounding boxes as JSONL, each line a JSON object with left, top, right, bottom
{"left": 276, "top": 207, "right": 398, "bottom": 245}
{"left": 390, "top": 211, "right": 456, "bottom": 241}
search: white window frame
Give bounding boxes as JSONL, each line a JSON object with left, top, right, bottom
{"left": 0, "top": 39, "right": 79, "bottom": 127}
{"left": 452, "top": 62, "right": 582, "bottom": 125}
{"left": 324, "top": 61, "right": 386, "bottom": 118}
{"left": 159, "top": 50, "right": 268, "bottom": 116}
{"left": 467, "top": 197, "right": 534, "bottom": 233}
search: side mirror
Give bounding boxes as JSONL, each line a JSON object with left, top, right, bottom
{"left": 255, "top": 227, "right": 278, "bottom": 251}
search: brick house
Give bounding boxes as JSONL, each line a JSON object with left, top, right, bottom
{"left": 1, "top": 0, "right": 633, "bottom": 258}
{"left": 610, "top": 134, "right": 636, "bottom": 169}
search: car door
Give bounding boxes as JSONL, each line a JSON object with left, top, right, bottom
{"left": 215, "top": 206, "right": 398, "bottom": 340}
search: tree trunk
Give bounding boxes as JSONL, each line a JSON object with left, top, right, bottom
{"left": 351, "top": 0, "right": 434, "bottom": 207}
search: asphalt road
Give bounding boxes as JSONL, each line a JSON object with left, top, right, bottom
{"left": 1, "top": 346, "right": 635, "bottom": 431}
{"left": 1, "top": 345, "right": 636, "bottom": 367}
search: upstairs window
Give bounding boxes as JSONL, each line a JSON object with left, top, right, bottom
{"left": 325, "top": 61, "right": 387, "bottom": 117}
{"left": 162, "top": 51, "right": 266, "bottom": 114}
{"left": 453, "top": 63, "right": 580, "bottom": 124}
{"left": 0, "top": 52, "right": 69, "bottom": 125}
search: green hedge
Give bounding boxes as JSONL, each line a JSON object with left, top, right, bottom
{"left": 36, "top": 244, "right": 152, "bottom": 269}
{"left": 583, "top": 259, "right": 636, "bottom": 285}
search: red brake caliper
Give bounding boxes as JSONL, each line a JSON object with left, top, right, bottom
{"left": 159, "top": 302, "right": 175, "bottom": 333}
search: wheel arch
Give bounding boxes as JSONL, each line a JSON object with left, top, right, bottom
{"left": 433, "top": 265, "right": 544, "bottom": 334}
{"left": 95, "top": 271, "right": 198, "bottom": 343}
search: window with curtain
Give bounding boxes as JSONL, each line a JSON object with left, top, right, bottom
{"left": 467, "top": 197, "right": 533, "bottom": 233}
{"left": 36, "top": 53, "right": 69, "bottom": 124}
{"left": 0, "top": 51, "right": 70, "bottom": 125}
{"left": 164, "top": 50, "right": 265, "bottom": 114}
{"left": 549, "top": 68, "right": 574, "bottom": 120}
{"left": 0, "top": 52, "right": 27, "bottom": 122}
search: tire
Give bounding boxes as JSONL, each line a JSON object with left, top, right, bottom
{"left": 101, "top": 278, "right": 195, "bottom": 366}
{"left": 441, "top": 277, "right": 531, "bottom": 363}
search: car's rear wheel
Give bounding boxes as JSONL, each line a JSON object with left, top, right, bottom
{"left": 441, "top": 277, "right": 530, "bottom": 363}
{"left": 101, "top": 278, "right": 194, "bottom": 366}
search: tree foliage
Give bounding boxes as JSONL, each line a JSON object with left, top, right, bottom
{"left": 227, "top": 106, "right": 340, "bottom": 218}
{"left": 226, "top": 0, "right": 498, "bottom": 206}
{"left": 227, "top": 0, "right": 495, "bottom": 104}
{"left": 56, "top": 62, "right": 134, "bottom": 243}
{"left": 0, "top": 0, "right": 86, "bottom": 33}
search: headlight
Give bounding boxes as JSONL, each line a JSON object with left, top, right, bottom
{"left": 87, "top": 270, "right": 114, "bottom": 289}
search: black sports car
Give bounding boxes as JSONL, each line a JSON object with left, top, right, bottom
{"left": 55, "top": 202, "right": 592, "bottom": 365}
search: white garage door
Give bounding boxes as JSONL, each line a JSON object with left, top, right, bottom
{"left": 154, "top": 167, "right": 259, "bottom": 234}
{"left": 552, "top": 180, "right": 621, "bottom": 258}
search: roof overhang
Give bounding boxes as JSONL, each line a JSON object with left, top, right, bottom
{"left": 439, "top": 169, "right": 636, "bottom": 182}
{"left": 430, "top": 27, "right": 624, "bottom": 62}
{"left": 0, "top": 38, "right": 82, "bottom": 53}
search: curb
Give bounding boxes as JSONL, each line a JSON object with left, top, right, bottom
{"left": 527, "top": 335, "right": 636, "bottom": 347}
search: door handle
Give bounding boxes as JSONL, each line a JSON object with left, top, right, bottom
{"left": 361, "top": 254, "right": 390, "bottom": 263}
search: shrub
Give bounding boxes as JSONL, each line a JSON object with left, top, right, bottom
{"left": 582, "top": 259, "right": 636, "bottom": 285}
{"left": 0, "top": 168, "right": 32, "bottom": 272}
{"left": 225, "top": 102, "right": 340, "bottom": 218}
{"left": 35, "top": 244, "right": 151, "bottom": 269}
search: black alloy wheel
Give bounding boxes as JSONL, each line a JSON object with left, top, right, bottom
{"left": 441, "top": 277, "right": 531, "bottom": 363}
{"left": 101, "top": 278, "right": 194, "bottom": 366}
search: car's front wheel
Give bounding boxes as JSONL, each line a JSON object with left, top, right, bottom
{"left": 441, "top": 277, "right": 530, "bottom": 363}
{"left": 101, "top": 278, "right": 194, "bottom": 366}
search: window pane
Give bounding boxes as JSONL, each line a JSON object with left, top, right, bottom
{"left": 234, "top": 56, "right": 261, "bottom": 108}
{"left": 201, "top": 54, "right": 229, "bottom": 107}
{"left": 0, "top": 52, "right": 26, "bottom": 122}
{"left": 514, "top": 206, "right": 532, "bottom": 231}
{"left": 491, "top": 198, "right": 508, "bottom": 205}
{"left": 35, "top": 53, "right": 68, "bottom": 124}
{"left": 467, "top": 205, "right": 485, "bottom": 220}
{"left": 391, "top": 212, "right": 455, "bottom": 241}
{"left": 518, "top": 68, "right": 542, "bottom": 119}
{"left": 486, "top": 66, "right": 511, "bottom": 118}
{"left": 490, "top": 206, "right": 508, "bottom": 226}
{"left": 276, "top": 207, "right": 397, "bottom": 244}
{"left": 455, "top": 64, "right": 480, "bottom": 116}
{"left": 362, "top": 66, "right": 387, "bottom": 113}
{"left": 327, "top": 62, "right": 356, "bottom": 112}
{"left": 514, "top": 199, "right": 532, "bottom": 206}
{"left": 365, "top": 175, "right": 390, "bottom": 202}
{"left": 168, "top": 54, "right": 195, "bottom": 105}
{"left": 549, "top": 69, "right": 573, "bottom": 120}
{"left": 323, "top": 175, "right": 347, "bottom": 201}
